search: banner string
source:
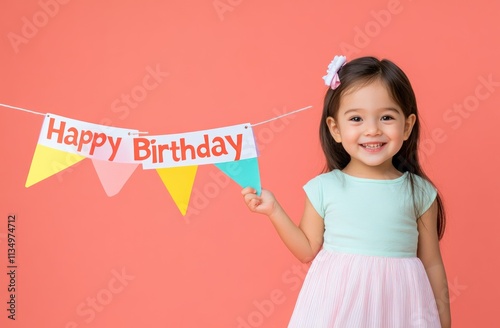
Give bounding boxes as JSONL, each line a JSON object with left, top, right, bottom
{"left": 251, "top": 105, "right": 313, "bottom": 127}
{"left": 0, "top": 102, "right": 313, "bottom": 130}
{"left": 0, "top": 103, "right": 150, "bottom": 134}
{"left": 0, "top": 103, "right": 46, "bottom": 116}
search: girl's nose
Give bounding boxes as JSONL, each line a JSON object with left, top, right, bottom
{"left": 364, "top": 120, "right": 382, "bottom": 136}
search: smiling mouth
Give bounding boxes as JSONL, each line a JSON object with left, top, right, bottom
{"left": 360, "top": 143, "right": 385, "bottom": 149}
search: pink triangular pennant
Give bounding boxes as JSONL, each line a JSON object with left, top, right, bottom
{"left": 91, "top": 159, "right": 139, "bottom": 196}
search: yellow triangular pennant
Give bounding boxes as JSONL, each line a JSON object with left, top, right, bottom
{"left": 25, "top": 144, "right": 86, "bottom": 187}
{"left": 156, "top": 165, "right": 198, "bottom": 216}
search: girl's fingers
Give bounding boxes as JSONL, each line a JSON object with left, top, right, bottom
{"left": 243, "top": 193, "right": 262, "bottom": 210}
{"left": 249, "top": 198, "right": 261, "bottom": 209}
{"left": 242, "top": 188, "right": 271, "bottom": 213}
{"left": 243, "top": 193, "right": 259, "bottom": 203}
{"left": 241, "top": 187, "right": 256, "bottom": 195}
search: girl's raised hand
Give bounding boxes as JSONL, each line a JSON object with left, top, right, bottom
{"left": 241, "top": 187, "right": 279, "bottom": 217}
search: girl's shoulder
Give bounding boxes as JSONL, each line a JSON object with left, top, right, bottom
{"left": 303, "top": 170, "right": 348, "bottom": 196}
{"left": 305, "top": 169, "right": 343, "bottom": 185}
{"left": 406, "top": 172, "right": 437, "bottom": 192}
{"left": 305, "top": 170, "right": 436, "bottom": 188}
{"left": 405, "top": 172, "right": 438, "bottom": 217}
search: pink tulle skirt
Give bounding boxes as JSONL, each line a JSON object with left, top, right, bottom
{"left": 288, "top": 249, "right": 441, "bottom": 328}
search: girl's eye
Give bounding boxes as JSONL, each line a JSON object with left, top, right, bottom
{"left": 349, "top": 117, "right": 362, "bottom": 122}
{"left": 381, "top": 116, "right": 394, "bottom": 121}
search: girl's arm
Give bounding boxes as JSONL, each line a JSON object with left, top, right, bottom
{"left": 241, "top": 188, "right": 324, "bottom": 263}
{"left": 417, "top": 200, "right": 451, "bottom": 328}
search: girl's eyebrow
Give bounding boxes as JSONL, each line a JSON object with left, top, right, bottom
{"left": 343, "top": 107, "right": 402, "bottom": 116}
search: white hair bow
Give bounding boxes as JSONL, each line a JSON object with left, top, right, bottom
{"left": 322, "top": 55, "right": 347, "bottom": 90}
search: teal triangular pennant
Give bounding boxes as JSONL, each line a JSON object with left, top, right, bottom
{"left": 214, "top": 157, "right": 261, "bottom": 195}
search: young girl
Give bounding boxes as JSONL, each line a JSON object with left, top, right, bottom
{"left": 242, "top": 56, "right": 451, "bottom": 327}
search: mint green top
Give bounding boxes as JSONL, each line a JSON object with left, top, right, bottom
{"left": 303, "top": 170, "right": 437, "bottom": 258}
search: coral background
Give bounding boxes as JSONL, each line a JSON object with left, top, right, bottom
{"left": 1, "top": 0, "right": 499, "bottom": 327}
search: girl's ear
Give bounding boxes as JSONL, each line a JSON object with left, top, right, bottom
{"left": 326, "top": 116, "right": 342, "bottom": 143}
{"left": 404, "top": 114, "right": 417, "bottom": 140}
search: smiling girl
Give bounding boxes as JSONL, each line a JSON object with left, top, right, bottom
{"left": 242, "top": 56, "right": 451, "bottom": 327}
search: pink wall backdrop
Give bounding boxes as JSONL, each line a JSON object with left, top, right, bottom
{"left": 1, "top": 1, "right": 499, "bottom": 327}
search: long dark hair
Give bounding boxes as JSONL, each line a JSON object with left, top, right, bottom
{"left": 319, "top": 56, "right": 446, "bottom": 239}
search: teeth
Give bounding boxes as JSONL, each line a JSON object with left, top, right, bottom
{"left": 363, "top": 143, "right": 382, "bottom": 149}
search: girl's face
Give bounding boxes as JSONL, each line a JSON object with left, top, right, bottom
{"left": 326, "top": 79, "right": 416, "bottom": 177}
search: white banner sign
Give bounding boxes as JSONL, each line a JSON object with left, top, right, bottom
{"left": 37, "top": 114, "right": 258, "bottom": 168}
{"left": 38, "top": 114, "right": 139, "bottom": 162}
{"left": 136, "top": 123, "right": 258, "bottom": 169}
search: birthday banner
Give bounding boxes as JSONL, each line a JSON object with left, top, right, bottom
{"left": 25, "top": 113, "right": 261, "bottom": 215}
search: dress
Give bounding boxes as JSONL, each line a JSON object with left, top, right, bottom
{"left": 288, "top": 170, "right": 441, "bottom": 328}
